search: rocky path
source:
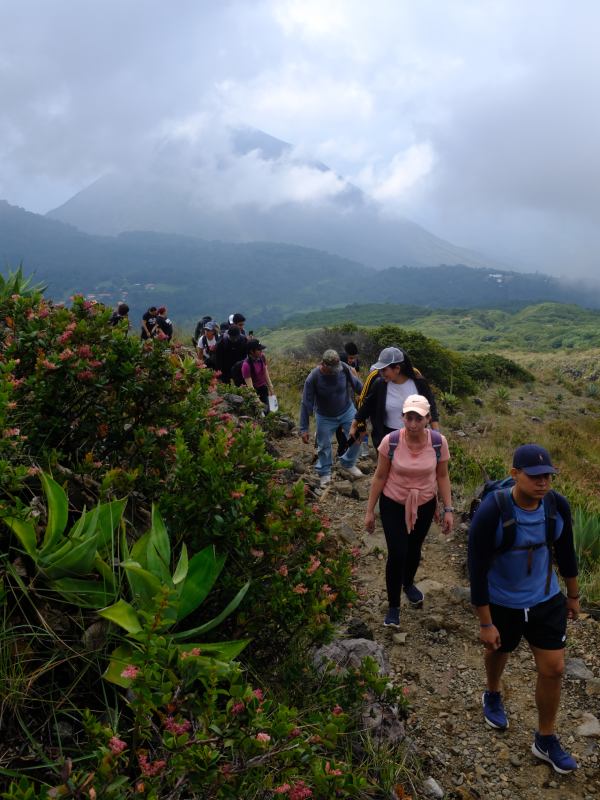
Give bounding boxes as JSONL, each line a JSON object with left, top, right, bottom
{"left": 280, "top": 434, "right": 600, "bottom": 800}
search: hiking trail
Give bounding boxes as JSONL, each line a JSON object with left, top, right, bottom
{"left": 277, "top": 432, "right": 600, "bottom": 800}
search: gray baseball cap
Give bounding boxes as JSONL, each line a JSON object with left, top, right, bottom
{"left": 371, "top": 346, "right": 405, "bottom": 371}
{"left": 321, "top": 349, "right": 342, "bottom": 372}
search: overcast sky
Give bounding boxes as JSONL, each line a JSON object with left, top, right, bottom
{"left": 1, "top": 0, "right": 600, "bottom": 276}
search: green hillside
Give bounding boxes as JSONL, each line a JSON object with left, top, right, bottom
{"left": 275, "top": 302, "right": 600, "bottom": 352}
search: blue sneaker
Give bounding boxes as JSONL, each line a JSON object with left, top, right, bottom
{"left": 482, "top": 691, "right": 509, "bottom": 730}
{"left": 403, "top": 584, "right": 424, "bottom": 607}
{"left": 532, "top": 733, "right": 577, "bottom": 774}
{"left": 383, "top": 607, "right": 400, "bottom": 628}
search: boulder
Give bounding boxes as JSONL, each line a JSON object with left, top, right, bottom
{"left": 312, "top": 637, "right": 388, "bottom": 676}
{"left": 576, "top": 712, "right": 600, "bottom": 738}
{"left": 565, "top": 657, "right": 595, "bottom": 681}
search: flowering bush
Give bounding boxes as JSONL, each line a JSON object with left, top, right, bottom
{"left": 0, "top": 284, "right": 376, "bottom": 795}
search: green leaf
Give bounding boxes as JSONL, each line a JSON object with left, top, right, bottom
{"left": 42, "top": 535, "right": 100, "bottom": 579}
{"left": 93, "top": 555, "right": 117, "bottom": 589}
{"left": 146, "top": 538, "right": 172, "bottom": 586}
{"left": 172, "top": 544, "right": 188, "bottom": 585}
{"left": 173, "top": 580, "right": 250, "bottom": 635}
{"left": 176, "top": 545, "right": 226, "bottom": 620}
{"left": 103, "top": 644, "right": 135, "bottom": 687}
{"left": 73, "top": 504, "right": 99, "bottom": 543}
{"left": 3, "top": 515, "right": 37, "bottom": 558}
{"left": 40, "top": 473, "right": 69, "bottom": 550}
{"left": 50, "top": 577, "right": 116, "bottom": 608}
{"left": 120, "top": 560, "right": 162, "bottom": 607}
{"left": 149, "top": 505, "right": 170, "bottom": 565}
{"left": 94, "top": 498, "right": 127, "bottom": 551}
{"left": 129, "top": 532, "right": 150, "bottom": 569}
{"left": 98, "top": 599, "right": 142, "bottom": 634}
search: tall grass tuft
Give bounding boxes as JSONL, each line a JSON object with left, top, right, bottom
{"left": 572, "top": 506, "right": 600, "bottom": 606}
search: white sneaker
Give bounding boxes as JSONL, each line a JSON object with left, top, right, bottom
{"left": 319, "top": 474, "right": 332, "bottom": 489}
{"left": 338, "top": 464, "right": 364, "bottom": 479}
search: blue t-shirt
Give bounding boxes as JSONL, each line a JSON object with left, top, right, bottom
{"left": 488, "top": 499, "right": 563, "bottom": 609}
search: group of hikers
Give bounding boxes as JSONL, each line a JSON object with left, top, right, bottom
{"left": 107, "top": 300, "right": 581, "bottom": 776}
{"left": 109, "top": 304, "right": 275, "bottom": 413}
{"left": 192, "top": 312, "right": 275, "bottom": 412}
{"left": 299, "top": 342, "right": 580, "bottom": 776}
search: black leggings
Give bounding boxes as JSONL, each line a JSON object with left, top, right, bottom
{"left": 379, "top": 493, "right": 437, "bottom": 607}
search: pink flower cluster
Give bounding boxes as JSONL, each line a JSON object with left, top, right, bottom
{"left": 325, "top": 761, "right": 342, "bottom": 776}
{"left": 120, "top": 664, "right": 140, "bottom": 680}
{"left": 306, "top": 556, "right": 321, "bottom": 576}
{"left": 278, "top": 565, "right": 288, "bottom": 577}
{"left": 274, "top": 781, "right": 313, "bottom": 799}
{"left": 108, "top": 736, "right": 127, "bottom": 755}
{"left": 255, "top": 732, "right": 271, "bottom": 743}
{"left": 230, "top": 701, "right": 245, "bottom": 716}
{"left": 250, "top": 548, "right": 264, "bottom": 559}
{"left": 292, "top": 584, "right": 308, "bottom": 595}
{"left": 180, "top": 647, "right": 202, "bottom": 659}
{"left": 163, "top": 716, "right": 191, "bottom": 736}
{"left": 138, "top": 753, "right": 166, "bottom": 777}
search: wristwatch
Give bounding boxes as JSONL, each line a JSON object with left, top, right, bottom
{"left": 443, "top": 506, "right": 454, "bottom": 513}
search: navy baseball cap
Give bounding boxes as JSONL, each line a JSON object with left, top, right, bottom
{"left": 512, "top": 444, "right": 558, "bottom": 475}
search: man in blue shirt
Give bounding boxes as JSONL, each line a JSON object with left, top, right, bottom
{"left": 468, "top": 444, "right": 579, "bottom": 775}
{"left": 300, "top": 349, "right": 363, "bottom": 489}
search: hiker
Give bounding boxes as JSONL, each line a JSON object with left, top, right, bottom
{"left": 197, "top": 320, "right": 221, "bottom": 369}
{"left": 109, "top": 302, "right": 129, "bottom": 329}
{"left": 349, "top": 346, "right": 439, "bottom": 449}
{"left": 215, "top": 324, "right": 247, "bottom": 383}
{"left": 468, "top": 444, "right": 579, "bottom": 775}
{"left": 241, "top": 339, "right": 274, "bottom": 412}
{"left": 154, "top": 307, "right": 173, "bottom": 341}
{"left": 231, "top": 312, "right": 247, "bottom": 335}
{"left": 299, "top": 349, "right": 364, "bottom": 489}
{"left": 194, "top": 315, "right": 213, "bottom": 347}
{"left": 340, "top": 341, "right": 360, "bottom": 373}
{"left": 364, "top": 394, "right": 453, "bottom": 627}
{"left": 141, "top": 306, "right": 158, "bottom": 339}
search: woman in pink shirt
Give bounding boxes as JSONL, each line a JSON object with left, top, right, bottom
{"left": 365, "top": 394, "right": 454, "bottom": 628}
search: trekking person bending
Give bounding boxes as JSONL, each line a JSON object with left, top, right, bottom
{"left": 365, "top": 394, "right": 453, "bottom": 626}
{"left": 242, "top": 339, "right": 274, "bottom": 413}
{"left": 468, "top": 444, "right": 579, "bottom": 774}
{"left": 299, "top": 349, "right": 363, "bottom": 489}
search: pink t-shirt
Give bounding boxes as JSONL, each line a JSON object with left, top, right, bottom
{"left": 241, "top": 356, "right": 268, "bottom": 388}
{"left": 378, "top": 429, "right": 450, "bottom": 532}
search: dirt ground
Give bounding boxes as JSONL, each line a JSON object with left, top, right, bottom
{"left": 278, "top": 432, "right": 600, "bottom": 800}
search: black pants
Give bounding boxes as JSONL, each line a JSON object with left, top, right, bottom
{"left": 255, "top": 384, "right": 270, "bottom": 414}
{"left": 379, "top": 494, "right": 437, "bottom": 607}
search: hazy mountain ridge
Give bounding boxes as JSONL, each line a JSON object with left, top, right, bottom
{"left": 46, "top": 126, "right": 501, "bottom": 271}
{"left": 2, "top": 200, "right": 599, "bottom": 328}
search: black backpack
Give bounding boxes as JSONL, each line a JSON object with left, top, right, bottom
{"left": 231, "top": 357, "right": 256, "bottom": 388}
{"left": 474, "top": 480, "right": 558, "bottom": 595}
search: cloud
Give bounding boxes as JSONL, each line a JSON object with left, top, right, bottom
{"left": 1, "top": 1, "right": 600, "bottom": 276}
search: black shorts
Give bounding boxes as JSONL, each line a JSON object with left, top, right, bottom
{"left": 490, "top": 592, "right": 567, "bottom": 653}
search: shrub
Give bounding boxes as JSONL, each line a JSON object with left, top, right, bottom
{"left": 461, "top": 353, "right": 533, "bottom": 385}
{"left": 0, "top": 284, "right": 363, "bottom": 792}
{"left": 302, "top": 325, "right": 477, "bottom": 394}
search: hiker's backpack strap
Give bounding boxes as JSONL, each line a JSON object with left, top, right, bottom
{"left": 494, "top": 488, "right": 517, "bottom": 555}
{"left": 430, "top": 429, "right": 442, "bottom": 463}
{"left": 387, "top": 429, "right": 401, "bottom": 462}
{"left": 542, "top": 490, "right": 558, "bottom": 594}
